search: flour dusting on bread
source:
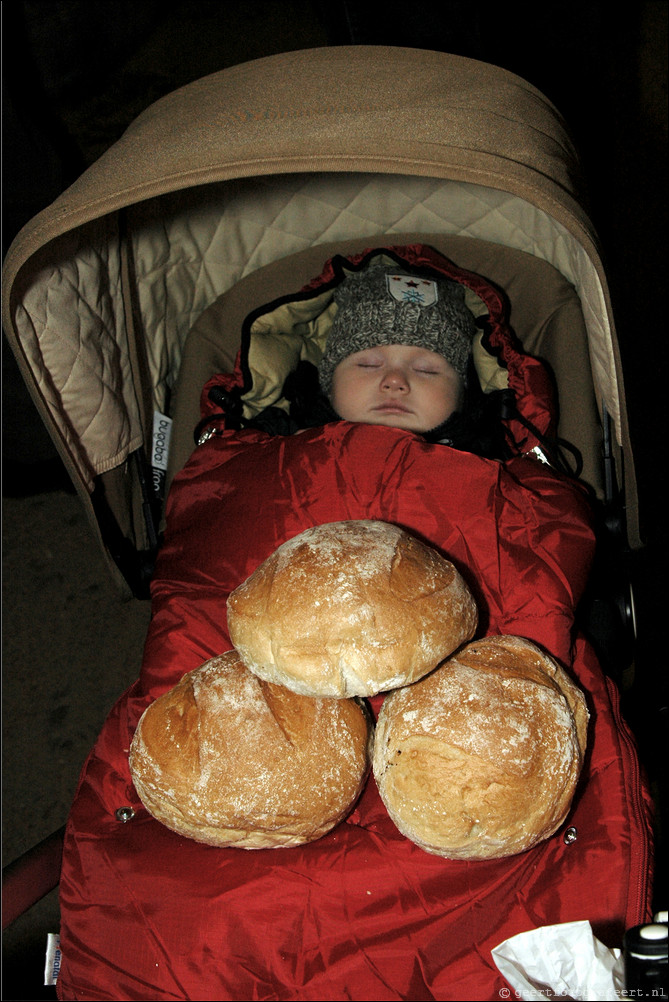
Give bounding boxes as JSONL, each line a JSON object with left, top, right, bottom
{"left": 227, "top": 520, "right": 477, "bottom": 697}
{"left": 130, "top": 650, "right": 371, "bottom": 848}
{"left": 373, "top": 635, "right": 587, "bottom": 859}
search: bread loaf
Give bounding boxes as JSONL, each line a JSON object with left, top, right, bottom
{"left": 373, "top": 635, "right": 588, "bottom": 859}
{"left": 129, "top": 650, "right": 372, "bottom": 848}
{"left": 227, "top": 520, "right": 477, "bottom": 698}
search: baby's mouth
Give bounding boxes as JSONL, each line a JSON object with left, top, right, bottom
{"left": 373, "top": 402, "right": 412, "bottom": 414}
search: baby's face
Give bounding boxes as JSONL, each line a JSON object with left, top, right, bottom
{"left": 330, "top": 344, "right": 463, "bottom": 433}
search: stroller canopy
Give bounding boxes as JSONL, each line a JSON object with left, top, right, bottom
{"left": 2, "top": 46, "right": 639, "bottom": 584}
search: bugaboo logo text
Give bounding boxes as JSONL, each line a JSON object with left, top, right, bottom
{"left": 152, "top": 412, "right": 173, "bottom": 500}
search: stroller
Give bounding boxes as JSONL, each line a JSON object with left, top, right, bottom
{"left": 2, "top": 46, "right": 654, "bottom": 1000}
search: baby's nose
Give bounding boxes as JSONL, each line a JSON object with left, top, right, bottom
{"left": 381, "top": 368, "right": 409, "bottom": 390}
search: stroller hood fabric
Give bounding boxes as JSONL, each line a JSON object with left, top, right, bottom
{"left": 2, "top": 45, "right": 640, "bottom": 578}
{"left": 55, "top": 246, "right": 653, "bottom": 1001}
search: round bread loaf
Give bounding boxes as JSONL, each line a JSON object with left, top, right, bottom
{"left": 373, "top": 635, "right": 588, "bottom": 859}
{"left": 129, "top": 650, "right": 372, "bottom": 848}
{"left": 227, "top": 520, "right": 477, "bottom": 698}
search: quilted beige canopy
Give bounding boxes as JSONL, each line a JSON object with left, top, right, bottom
{"left": 2, "top": 46, "right": 639, "bottom": 575}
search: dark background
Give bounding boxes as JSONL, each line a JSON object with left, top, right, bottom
{"left": 2, "top": 2, "right": 667, "bottom": 998}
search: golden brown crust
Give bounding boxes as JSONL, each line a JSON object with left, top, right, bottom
{"left": 227, "top": 520, "right": 477, "bottom": 697}
{"left": 373, "top": 635, "right": 588, "bottom": 859}
{"left": 129, "top": 650, "right": 372, "bottom": 848}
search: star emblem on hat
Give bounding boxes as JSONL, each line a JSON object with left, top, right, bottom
{"left": 386, "top": 274, "right": 438, "bottom": 306}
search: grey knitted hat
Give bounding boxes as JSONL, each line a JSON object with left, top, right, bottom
{"left": 318, "top": 262, "right": 477, "bottom": 393}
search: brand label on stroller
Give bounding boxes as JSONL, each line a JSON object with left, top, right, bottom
{"left": 152, "top": 412, "right": 173, "bottom": 500}
{"left": 44, "top": 932, "right": 61, "bottom": 985}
